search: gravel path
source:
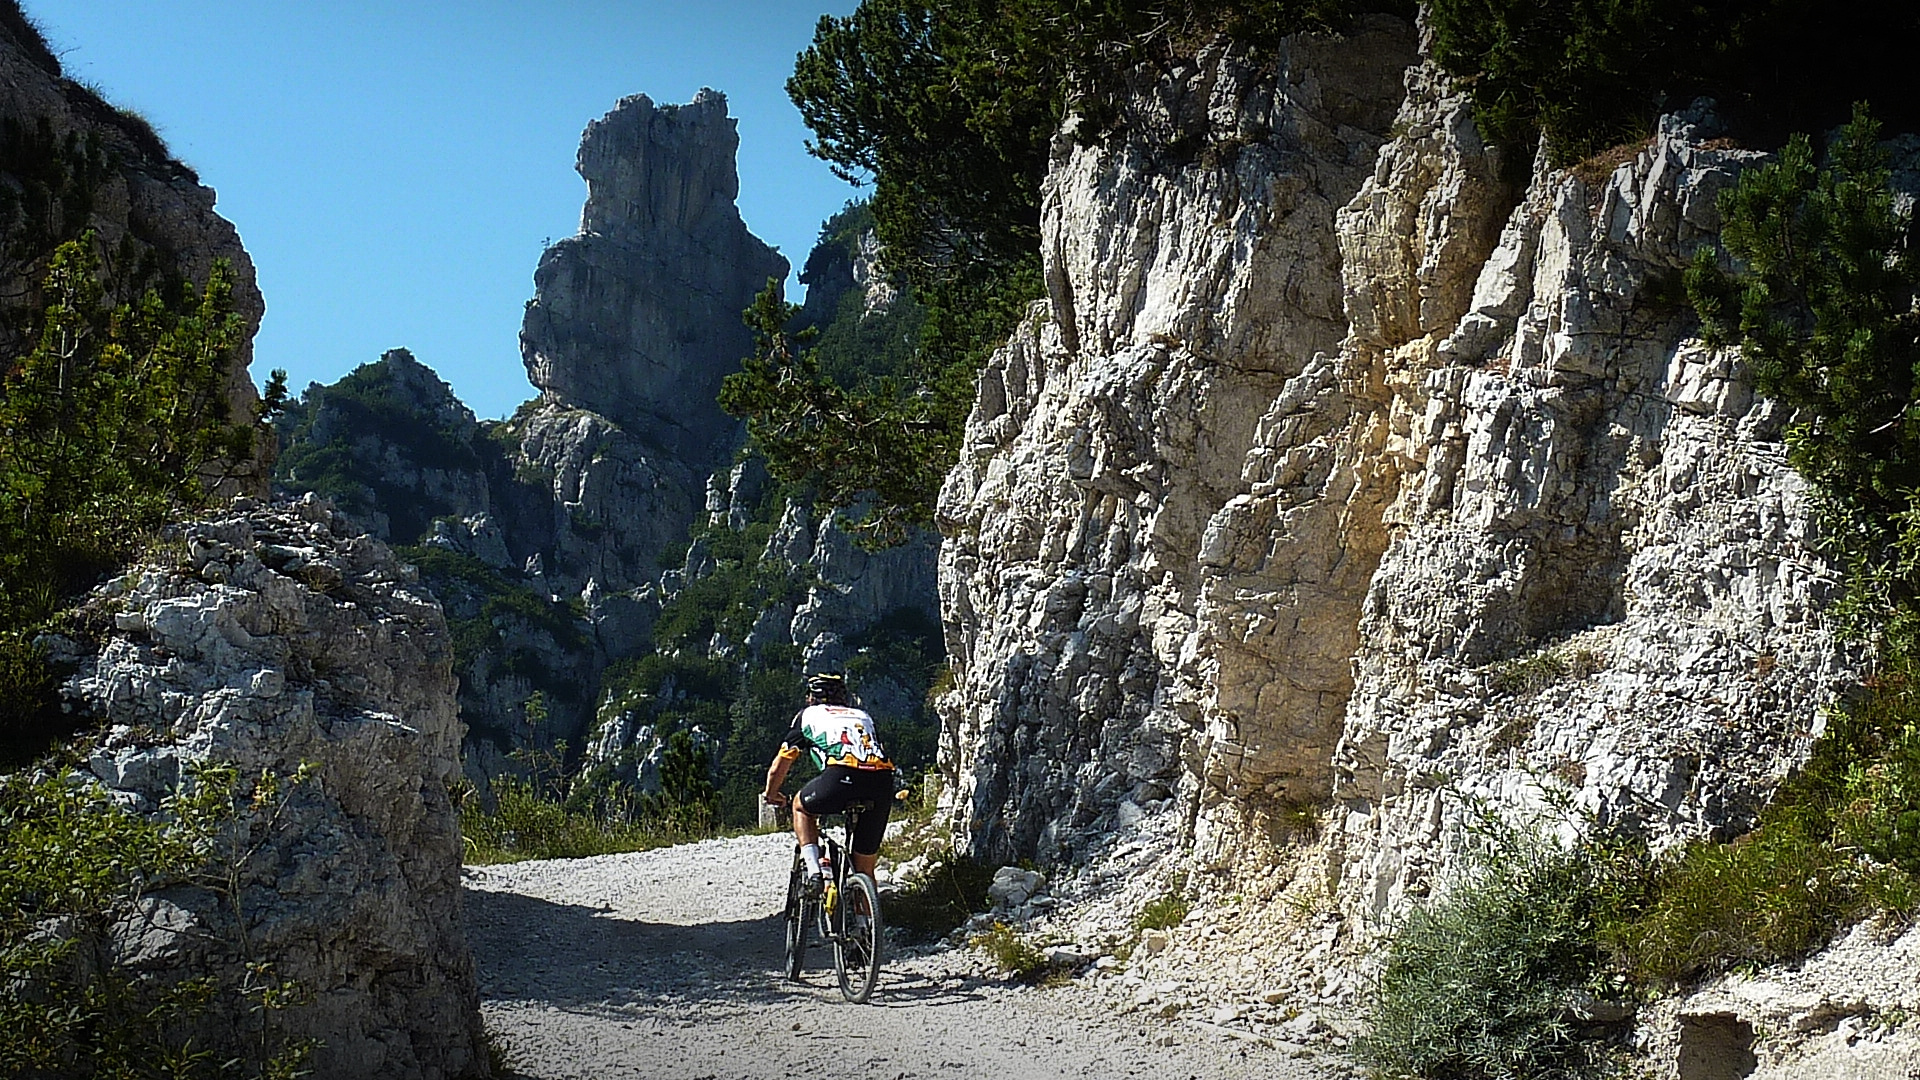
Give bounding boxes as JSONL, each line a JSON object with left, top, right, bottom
{"left": 465, "top": 832, "right": 1347, "bottom": 1080}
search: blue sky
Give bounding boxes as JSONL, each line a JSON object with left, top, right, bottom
{"left": 28, "top": 1, "right": 860, "bottom": 419}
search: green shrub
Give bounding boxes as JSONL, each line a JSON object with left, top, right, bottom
{"left": 1835, "top": 718, "right": 1920, "bottom": 876}
{"left": 1688, "top": 105, "right": 1920, "bottom": 667}
{"left": 458, "top": 776, "right": 714, "bottom": 864}
{"left": 886, "top": 850, "right": 997, "bottom": 938}
{"left": 1133, "top": 892, "right": 1190, "bottom": 932}
{"left": 0, "top": 764, "right": 314, "bottom": 1079}
{"left": 0, "top": 237, "right": 259, "bottom": 764}
{"left": 1427, "top": 0, "right": 1920, "bottom": 166}
{"left": 970, "top": 921, "right": 1053, "bottom": 982}
{"left": 1358, "top": 827, "right": 1633, "bottom": 1080}
{"left": 1602, "top": 820, "right": 1859, "bottom": 989}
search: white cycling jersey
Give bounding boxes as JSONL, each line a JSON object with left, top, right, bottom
{"left": 778, "top": 703, "right": 893, "bottom": 771}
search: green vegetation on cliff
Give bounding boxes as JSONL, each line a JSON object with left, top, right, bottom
{"left": 573, "top": 478, "right": 943, "bottom": 828}
{"left": 1427, "top": 0, "right": 1920, "bottom": 165}
{"left": 273, "top": 350, "right": 486, "bottom": 544}
{"left": 1689, "top": 106, "right": 1920, "bottom": 664}
{"left": 1364, "top": 107, "right": 1920, "bottom": 1079}
{"left": 740, "top": 0, "right": 1402, "bottom": 544}
{"left": 0, "top": 237, "right": 265, "bottom": 764}
{"left": 0, "top": 763, "right": 315, "bottom": 1078}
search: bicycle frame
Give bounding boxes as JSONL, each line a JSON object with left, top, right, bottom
{"left": 780, "top": 798, "right": 883, "bottom": 1002}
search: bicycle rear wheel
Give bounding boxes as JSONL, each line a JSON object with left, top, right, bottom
{"left": 835, "top": 873, "right": 883, "bottom": 1003}
{"left": 783, "top": 850, "right": 812, "bottom": 980}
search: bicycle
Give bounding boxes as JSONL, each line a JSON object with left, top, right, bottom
{"left": 781, "top": 798, "right": 884, "bottom": 1003}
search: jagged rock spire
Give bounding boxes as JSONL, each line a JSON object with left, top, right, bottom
{"left": 520, "top": 89, "right": 787, "bottom": 477}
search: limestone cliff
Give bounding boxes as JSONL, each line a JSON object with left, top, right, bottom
{"left": 1321, "top": 94, "right": 1861, "bottom": 928}
{"left": 937, "top": 6, "right": 1869, "bottom": 1010}
{"left": 0, "top": 7, "right": 265, "bottom": 486}
{"left": 45, "top": 496, "right": 488, "bottom": 1079}
{"left": 939, "top": 17, "right": 1423, "bottom": 865}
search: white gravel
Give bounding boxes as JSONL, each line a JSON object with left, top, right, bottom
{"left": 464, "top": 832, "right": 1350, "bottom": 1080}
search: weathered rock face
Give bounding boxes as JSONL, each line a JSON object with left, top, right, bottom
{"left": 47, "top": 495, "right": 488, "bottom": 1080}
{"left": 1322, "top": 96, "right": 1861, "bottom": 927}
{"left": 521, "top": 90, "right": 788, "bottom": 481}
{"left": 579, "top": 457, "right": 944, "bottom": 794}
{"left": 0, "top": 12, "right": 264, "bottom": 486}
{"left": 938, "top": 17, "right": 1421, "bottom": 864}
{"left": 935, "top": 15, "right": 1861, "bottom": 948}
{"left": 764, "top": 495, "right": 941, "bottom": 676}
{"left": 1641, "top": 920, "right": 1920, "bottom": 1079}
{"left": 509, "top": 402, "right": 695, "bottom": 600}
{"left": 277, "top": 349, "right": 494, "bottom": 544}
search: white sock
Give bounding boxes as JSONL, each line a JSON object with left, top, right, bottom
{"left": 802, "top": 843, "right": 823, "bottom": 877}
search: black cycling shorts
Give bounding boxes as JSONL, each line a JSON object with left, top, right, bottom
{"left": 797, "top": 765, "right": 894, "bottom": 855}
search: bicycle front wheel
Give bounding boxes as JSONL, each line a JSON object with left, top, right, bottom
{"left": 835, "top": 872, "right": 883, "bottom": 1003}
{"left": 783, "top": 851, "right": 812, "bottom": 980}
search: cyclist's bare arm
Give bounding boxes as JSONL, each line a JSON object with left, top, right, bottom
{"left": 762, "top": 752, "right": 794, "bottom": 807}
{"left": 764, "top": 750, "right": 823, "bottom": 847}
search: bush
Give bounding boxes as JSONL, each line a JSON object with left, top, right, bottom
{"left": 1688, "top": 105, "right": 1920, "bottom": 665}
{"left": 0, "top": 237, "right": 258, "bottom": 764}
{"left": 0, "top": 764, "right": 314, "bottom": 1079}
{"left": 1133, "top": 892, "right": 1190, "bottom": 932}
{"left": 0, "top": 237, "right": 248, "bottom": 626}
{"left": 459, "top": 776, "right": 714, "bottom": 864}
{"left": 970, "top": 922, "right": 1053, "bottom": 982}
{"left": 1835, "top": 718, "right": 1920, "bottom": 876}
{"left": 1427, "top": 0, "right": 1920, "bottom": 166}
{"left": 1603, "top": 821, "right": 1859, "bottom": 989}
{"left": 886, "top": 850, "right": 997, "bottom": 937}
{"left": 1358, "top": 827, "right": 1633, "bottom": 1080}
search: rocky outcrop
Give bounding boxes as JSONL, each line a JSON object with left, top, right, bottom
{"left": 760, "top": 494, "right": 940, "bottom": 676}
{"left": 0, "top": 9, "right": 265, "bottom": 486}
{"left": 521, "top": 90, "right": 788, "bottom": 482}
{"left": 276, "top": 349, "right": 494, "bottom": 544}
{"left": 1321, "top": 96, "right": 1860, "bottom": 927}
{"left": 45, "top": 495, "right": 488, "bottom": 1079}
{"left": 936, "top": 10, "right": 1861, "bottom": 963}
{"left": 938, "top": 17, "right": 1422, "bottom": 864}
{"left": 508, "top": 402, "right": 694, "bottom": 600}
{"left": 1640, "top": 920, "right": 1920, "bottom": 1079}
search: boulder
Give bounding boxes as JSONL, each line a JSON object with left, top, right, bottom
{"left": 50, "top": 495, "right": 488, "bottom": 1079}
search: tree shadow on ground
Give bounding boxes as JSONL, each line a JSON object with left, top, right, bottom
{"left": 465, "top": 886, "right": 990, "bottom": 1012}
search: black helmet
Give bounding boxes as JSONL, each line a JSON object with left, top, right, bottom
{"left": 806, "top": 671, "right": 848, "bottom": 704}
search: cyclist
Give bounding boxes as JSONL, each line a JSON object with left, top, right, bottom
{"left": 761, "top": 671, "right": 895, "bottom": 886}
